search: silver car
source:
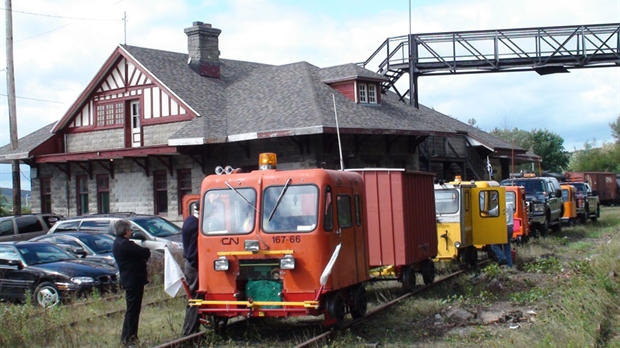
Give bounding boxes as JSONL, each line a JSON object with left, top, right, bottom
{"left": 46, "top": 213, "right": 183, "bottom": 253}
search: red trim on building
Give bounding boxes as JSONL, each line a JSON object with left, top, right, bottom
{"left": 35, "top": 146, "right": 179, "bottom": 163}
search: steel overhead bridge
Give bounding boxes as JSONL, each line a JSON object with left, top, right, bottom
{"left": 359, "top": 23, "right": 620, "bottom": 107}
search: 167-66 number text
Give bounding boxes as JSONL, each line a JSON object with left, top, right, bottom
{"left": 272, "top": 235, "right": 301, "bottom": 243}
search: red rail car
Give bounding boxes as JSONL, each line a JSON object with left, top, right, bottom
{"left": 353, "top": 169, "right": 437, "bottom": 290}
{"left": 564, "top": 172, "right": 617, "bottom": 205}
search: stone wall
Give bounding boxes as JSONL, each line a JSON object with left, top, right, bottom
{"left": 67, "top": 129, "right": 125, "bottom": 152}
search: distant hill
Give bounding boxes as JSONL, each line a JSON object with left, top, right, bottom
{"left": 0, "top": 187, "right": 31, "bottom": 201}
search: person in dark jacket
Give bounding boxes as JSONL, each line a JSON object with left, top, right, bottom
{"left": 181, "top": 202, "right": 200, "bottom": 335}
{"left": 113, "top": 219, "right": 151, "bottom": 347}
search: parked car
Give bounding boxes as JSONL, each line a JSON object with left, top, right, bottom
{"left": 0, "top": 214, "right": 63, "bottom": 242}
{"left": 500, "top": 174, "right": 563, "bottom": 237}
{"left": 30, "top": 232, "right": 116, "bottom": 268}
{"left": 0, "top": 241, "right": 119, "bottom": 307}
{"left": 46, "top": 213, "right": 183, "bottom": 253}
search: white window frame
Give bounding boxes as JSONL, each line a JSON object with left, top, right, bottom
{"left": 358, "top": 83, "right": 367, "bottom": 103}
{"left": 367, "top": 84, "right": 377, "bottom": 104}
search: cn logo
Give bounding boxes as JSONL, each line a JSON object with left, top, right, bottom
{"left": 221, "top": 238, "right": 239, "bottom": 245}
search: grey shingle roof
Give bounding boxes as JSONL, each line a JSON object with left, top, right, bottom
{"left": 0, "top": 122, "right": 56, "bottom": 161}
{"left": 319, "top": 63, "right": 389, "bottom": 83}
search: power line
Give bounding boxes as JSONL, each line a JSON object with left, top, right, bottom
{"left": 0, "top": 93, "right": 66, "bottom": 104}
{"left": 0, "top": 7, "right": 118, "bottom": 21}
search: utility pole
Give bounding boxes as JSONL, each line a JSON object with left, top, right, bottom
{"left": 5, "top": 0, "right": 22, "bottom": 215}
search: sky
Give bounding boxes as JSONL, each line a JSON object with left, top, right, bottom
{"left": 1, "top": 0, "right": 619, "bottom": 191}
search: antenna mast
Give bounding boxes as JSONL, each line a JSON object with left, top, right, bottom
{"left": 332, "top": 94, "right": 344, "bottom": 171}
{"left": 123, "top": 11, "right": 127, "bottom": 44}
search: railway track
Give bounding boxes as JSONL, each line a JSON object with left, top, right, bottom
{"left": 153, "top": 259, "right": 490, "bottom": 348}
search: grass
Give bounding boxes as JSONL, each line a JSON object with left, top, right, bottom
{"left": 335, "top": 206, "right": 620, "bottom": 348}
{"left": 2, "top": 207, "right": 620, "bottom": 347}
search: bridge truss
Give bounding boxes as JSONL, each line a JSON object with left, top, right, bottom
{"left": 360, "top": 23, "right": 620, "bottom": 107}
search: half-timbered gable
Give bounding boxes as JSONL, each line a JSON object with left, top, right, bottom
{"left": 58, "top": 50, "right": 198, "bottom": 155}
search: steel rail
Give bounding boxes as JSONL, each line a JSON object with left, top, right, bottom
{"left": 153, "top": 259, "right": 490, "bottom": 348}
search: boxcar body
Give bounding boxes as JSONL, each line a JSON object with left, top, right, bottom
{"left": 353, "top": 169, "right": 438, "bottom": 290}
{"left": 564, "top": 171, "right": 617, "bottom": 205}
{"left": 191, "top": 156, "right": 370, "bottom": 328}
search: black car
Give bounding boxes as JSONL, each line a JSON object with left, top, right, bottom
{"left": 30, "top": 232, "right": 117, "bottom": 268}
{"left": 0, "top": 241, "right": 119, "bottom": 307}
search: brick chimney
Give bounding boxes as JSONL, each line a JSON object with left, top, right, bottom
{"left": 184, "top": 21, "right": 221, "bottom": 78}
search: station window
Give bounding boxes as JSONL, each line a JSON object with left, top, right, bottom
{"left": 153, "top": 171, "right": 168, "bottom": 214}
{"left": 95, "top": 102, "right": 124, "bottom": 128}
{"left": 40, "top": 178, "right": 52, "bottom": 213}
{"left": 358, "top": 83, "right": 367, "bottom": 103}
{"left": 76, "top": 175, "right": 89, "bottom": 215}
{"left": 358, "top": 82, "right": 378, "bottom": 105}
{"left": 97, "top": 174, "right": 110, "bottom": 214}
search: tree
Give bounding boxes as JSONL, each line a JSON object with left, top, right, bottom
{"left": 530, "top": 129, "right": 569, "bottom": 172}
{"left": 488, "top": 127, "right": 532, "bottom": 150}
{"left": 569, "top": 140, "right": 620, "bottom": 172}
{"left": 609, "top": 114, "right": 620, "bottom": 143}
{"left": 0, "top": 194, "right": 8, "bottom": 216}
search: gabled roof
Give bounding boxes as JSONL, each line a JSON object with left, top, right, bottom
{"left": 319, "top": 63, "right": 389, "bottom": 84}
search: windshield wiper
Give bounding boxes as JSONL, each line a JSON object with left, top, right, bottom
{"left": 224, "top": 181, "right": 257, "bottom": 211}
{"left": 268, "top": 178, "right": 291, "bottom": 221}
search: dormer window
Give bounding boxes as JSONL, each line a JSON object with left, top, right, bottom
{"left": 368, "top": 84, "right": 377, "bottom": 103}
{"left": 359, "top": 84, "right": 367, "bottom": 103}
{"left": 357, "top": 82, "right": 378, "bottom": 105}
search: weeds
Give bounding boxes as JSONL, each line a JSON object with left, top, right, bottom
{"left": 510, "top": 287, "right": 547, "bottom": 305}
{"left": 522, "top": 256, "right": 563, "bottom": 273}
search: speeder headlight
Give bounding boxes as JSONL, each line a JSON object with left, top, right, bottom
{"left": 214, "top": 256, "right": 229, "bottom": 271}
{"left": 279, "top": 254, "right": 295, "bottom": 270}
{"left": 533, "top": 203, "right": 545, "bottom": 212}
{"left": 244, "top": 240, "right": 260, "bottom": 252}
{"left": 454, "top": 241, "right": 461, "bottom": 248}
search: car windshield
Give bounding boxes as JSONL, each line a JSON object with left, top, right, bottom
{"left": 78, "top": 233, "right": 114, "bottom": 253}
{"left": 506, "top": 180, "right": 544, "bottom": 195}
{"left": 131, "top": 217, "right": 181, "bottom": 237}
{"left": 434, "top": 189, "right": 460, "bottom": 214}
{"left": 16, "top": 243, "right": 77, "bottom": 265}
{"left": 571, "top": 183, "right": 586, "bottom": 194}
